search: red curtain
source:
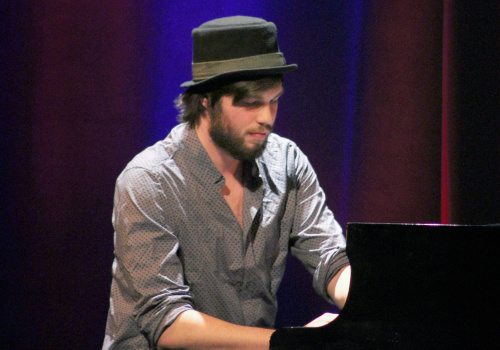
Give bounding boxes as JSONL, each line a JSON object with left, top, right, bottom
{"left": 2, "top": 1, "right": 498, "bottom": 348}
{"left": 348, "top": 0, "right": 499, "bottom": 225}
{"left": 348, "top": 1, "right": 443, "bottom": 224}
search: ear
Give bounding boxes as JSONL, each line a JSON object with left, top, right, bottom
{"left": 199, "top": 97, "right": 210, "bottom": 122}
{"left": 201, "top": 97, "right": 208, "bottom": 109}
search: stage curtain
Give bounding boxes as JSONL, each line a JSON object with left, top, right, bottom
{"left": 2, "top": 1, "right": 498, "bottom": 348}
{"left": 441, "top": 0, "right": 500, "bottom": 224}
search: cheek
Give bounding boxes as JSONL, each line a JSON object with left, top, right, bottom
{"left": 226, "top": 110, "right": 254, "bottom": 128}
{"left": 221, "top": 114, "right": 245, "bottom": 135}
{"left": 232, "top": 118, "right": 252, "bottom": 133}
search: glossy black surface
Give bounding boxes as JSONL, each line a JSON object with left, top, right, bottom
{"left": 270, "top": 223, "right": 500, "bottom": 349}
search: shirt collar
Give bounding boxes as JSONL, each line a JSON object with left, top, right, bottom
{"left": 182, "top": 124, "right": 223, "bottom": 186}
{"left": 243, "top": 159, "right": 263, "bottom": 191}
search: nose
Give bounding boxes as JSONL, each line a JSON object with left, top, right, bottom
{"left": 256, "top": 103, "right": 277, "bottom": 127}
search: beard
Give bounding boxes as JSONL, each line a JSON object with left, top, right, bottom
{"left": 208, "top": 107, "right": 271, "bottom": 161}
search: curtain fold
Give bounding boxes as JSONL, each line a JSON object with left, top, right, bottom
{"left": 349, "top": 1, "right": 443, "bottom": 224}
{"left": 2, "top": 1, "right": 498, "bottom": 348}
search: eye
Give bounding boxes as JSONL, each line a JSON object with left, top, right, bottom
{"left": 237, "top": 100, "right": 262, "bottom": 108}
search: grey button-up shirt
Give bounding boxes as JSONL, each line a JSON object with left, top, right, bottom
{"left": 103, "top": 123, "right": 349, "bottom": 349}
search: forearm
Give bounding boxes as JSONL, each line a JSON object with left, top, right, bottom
{"left": 327, "top": 265, "right": 351, "bottom": 309}
{"left": 158, "top": 309, "right": 274, "bottom": 350}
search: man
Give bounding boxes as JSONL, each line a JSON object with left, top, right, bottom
{"left": 103, "top": 16, "right": 351, "bottom": 350}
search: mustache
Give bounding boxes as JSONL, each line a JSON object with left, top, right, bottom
{"left": 248, "top": 124, "right": 273, "bottom": 133}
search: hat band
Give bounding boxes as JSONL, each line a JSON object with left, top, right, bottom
{"left": 192, "top": 53, "right": 286, "bottom": 81}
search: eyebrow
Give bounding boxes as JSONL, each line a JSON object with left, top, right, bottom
{"left": 246, "top": 88, "right": 285, "bottom": 101}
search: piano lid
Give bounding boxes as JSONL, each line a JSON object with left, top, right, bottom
{"left": 271, "top": 223, "right": 500, "bottom": 349}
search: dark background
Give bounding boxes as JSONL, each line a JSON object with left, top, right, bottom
{"left": 2, "top": 1, "right": 498, "bottom": 348}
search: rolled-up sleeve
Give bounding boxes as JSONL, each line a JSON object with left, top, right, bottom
{"left": 287, "top": 146, "right": 350, "bottom": 301}
{"left": 112, "top": 166, "right": 194, "bottom": 346}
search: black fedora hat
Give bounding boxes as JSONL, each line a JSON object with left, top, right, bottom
{"left": 181, "top": 16, "right": 297, "bottom": 91}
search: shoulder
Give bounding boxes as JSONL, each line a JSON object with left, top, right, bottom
{"left": 128, "top": 124, "right": 186, "bottom": 167}
{"left": 262, "top": 133, "right": 310, "bottom": 168}
{"left": 117, "top": 124, "right": 188, "bottom": 188}
{"left": 257, "top": 133, "right": 313, "bottom": 188}
{"left": 263, "top": 133, "right": 300, "bottom": 156}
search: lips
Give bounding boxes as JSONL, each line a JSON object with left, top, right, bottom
{"left": 248, "top": 132, "right": 268, "bottom": 140}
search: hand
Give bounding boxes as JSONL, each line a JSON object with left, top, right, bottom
{"left": 304, "top": 313, "right": 339, "bottom": 327}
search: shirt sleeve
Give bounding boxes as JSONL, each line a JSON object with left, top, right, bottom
{"left": 287, "top": 145, "right": 350, "bottom": 301}
{"left": 112, "top": 166, "right": 194, "bottom": 346}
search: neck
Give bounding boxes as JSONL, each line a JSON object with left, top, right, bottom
{"left": 195, "top": 117, "right": 241, "bottom": 177}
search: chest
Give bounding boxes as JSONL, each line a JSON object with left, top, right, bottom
{"left": 172, "top": 173, "right": 296, "bottom": 297}
{"left": 221, "top": 178, "right": 244, "bottom": 228}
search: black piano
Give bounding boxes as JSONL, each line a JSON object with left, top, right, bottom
{"left": 271, "top": 223, "right": 500, "bottom": 349}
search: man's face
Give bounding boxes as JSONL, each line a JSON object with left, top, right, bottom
{"left": 208, "top": 83, "right": 284, "bottom": 161}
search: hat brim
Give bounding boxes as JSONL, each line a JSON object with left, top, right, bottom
{"left": 180, "top": 64, "right": 297, "bottom": 92}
